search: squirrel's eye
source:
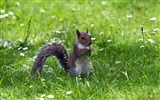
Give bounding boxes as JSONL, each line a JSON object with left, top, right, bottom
{"left": 81, "top": 37, "right": 84, "bottom": 40}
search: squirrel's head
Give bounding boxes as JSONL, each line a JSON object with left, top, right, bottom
{"left": 76, "top": 28, "right": 91, "bottom": 46}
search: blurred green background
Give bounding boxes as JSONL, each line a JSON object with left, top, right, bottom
{"left": 0, "top": 1, "right": 160, "bottom": 100}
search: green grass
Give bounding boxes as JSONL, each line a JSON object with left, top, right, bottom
{"left": 0, "top": 0, "right": 160, "bottom": 100}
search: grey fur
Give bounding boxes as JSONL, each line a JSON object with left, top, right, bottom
{"left": 30, "top": 43, "right": 68, "bottom": 76}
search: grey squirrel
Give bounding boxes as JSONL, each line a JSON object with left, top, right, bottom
{"left": 31, "top": 29, "right": 94, "bottom": 76}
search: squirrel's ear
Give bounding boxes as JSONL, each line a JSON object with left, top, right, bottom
{"left": 86, "top": 28, "right": 88, "bottom": 34}
{"left": 76, "top": 30, "right": 81, "bottom": 37}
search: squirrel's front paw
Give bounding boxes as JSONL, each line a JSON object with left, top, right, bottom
{"left": 86, "top": 46, "right": 90, "bottom": 50}
{"left": 86, "top": 46, "right": 94, "bottom": 51}
{"left": 89, "top": 46, "right": 94, "bottom": 51}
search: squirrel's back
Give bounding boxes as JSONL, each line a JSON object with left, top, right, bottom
{"left": 31, "top": 43, "right": 68, "bottom": 76}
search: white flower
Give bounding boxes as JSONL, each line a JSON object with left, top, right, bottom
{"left": 101, "top": 1, "right": 107, "bottom": 5}
{"left": 23, "top": 47, "right": 28, "bottom": 50}
{"left": 41, "top": 94, "right": 45, "bottom": 98}
{"left": 115, "top": 61, "right": 121, "bottom": 64}
{"left": 140, "top": 45, "right": 144, "bottom": 48}
{"left": 0, "top": 15, "right": 3, "bottom": 19}
{"left": 40, "top": 9, "right": 45, "bottom": 13}
{"left": 12, "top": 16, "right": 16, "bottom": 19}
{"left": 39, "top": 98, "right": 44, "bottom": 100}
{"left": 54, "top": 30, "right": 61, "bottom": 33}
{"left": 15, "top": 2, "right": 20, "bottom": 6}
{"left": 0, "top": 38, "right": 2, "bottom": 42}
{"left": 91, "top": 24, "right": 95, "bottom": 27}
{"left": 0, "top": 9, "right": 5, "bottom": 13}
{"left": 72, "top": 8, "right": 76, "bottom": 11}
{"left": 29, "top": 85, "right": 33, "bottom": 88}
{"left": 23, "top": 64, "right": 29, "bottom": 69}
{"left": 8, "top": 46, "right": 12, "bottom": 49}
{"left": 138, "top": 39, "right": 143, "bottom": 41}
{"left": 127, "top": 14, "right": 132, "bottom": 18}
{"left": 107, "top": 40, "right": 112, "bottom": 43}
{"left": 151, "top": 32, "right": 156, "bottom": 35}
{"left": 41, "top": 78, "right": 45, "bottom": 82}
{"left": 3, "top": 14, "right": 8, "bottom": 18}
{"left": 143, "top": 29, "right": 147, "bottom": 33}
{"left": 150, "top": 17, "right": 156, "bottom": 21}
{"left": 91, "top": 38, "right": 96, "bottom": 41}
{"left": 33, "top": 56, "right": 37, "bottom": 59}
{"left": 100, "top": 32, "right": 104, "bottom": 35}
{"left": 121, "top": 32, "right": 124, "bottom": 36}
{"left": 66, "top": 91, "right": 72, "bottom": 95}
{"left": 18, "top": 46, "right": 22, "bottom": 50}
{"left": 8, "top": 11, "right": 14, "bottom": 16}
{"left": 20, "top": 53, "right": 25, "bottom": 56}
{"left": 148, "top": 39, "right": 155, "bottom": 43}
{"left": 59, "top": 40, "right": 65, "bottom": 43}
{"left": 153, "top": 28, "right": 159, "bottom": 31}
{"left": 20, "top": 23, "right": 24, "bottom": 26}
{"left": 110, "top": 24, "right": 114, "bottom": 27}
{"left": 47, "top": 95, "right": 54, "bottom": 99}
{"left": 29, "top": 58, "right": 34, "bottom": 62}
{"left": 3, "top": 41, "right": 8, "bottom": 48}
{"left": 51, "top": 15, "right": 55, "bottom": 18}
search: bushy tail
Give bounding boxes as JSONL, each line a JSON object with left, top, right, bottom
{"left": 31, "top": 43, "right": 68, "bottom": 76}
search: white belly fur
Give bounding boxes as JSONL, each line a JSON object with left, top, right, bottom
{"left": 77, "top": 43, "right": 86, "bottom": 49}
{"left": 71, "top": 42, "right": 94, "bottom": 76}
{"left": 74, "top": 57, "right": 94, "bottom": 75}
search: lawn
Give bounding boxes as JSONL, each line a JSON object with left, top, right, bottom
{"left": 0, "top": 0, "right": 160, "bottom": 100}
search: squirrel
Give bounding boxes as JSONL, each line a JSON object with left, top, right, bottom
{"left": 30, "top": 29, "right": 94, "bottom": 76}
